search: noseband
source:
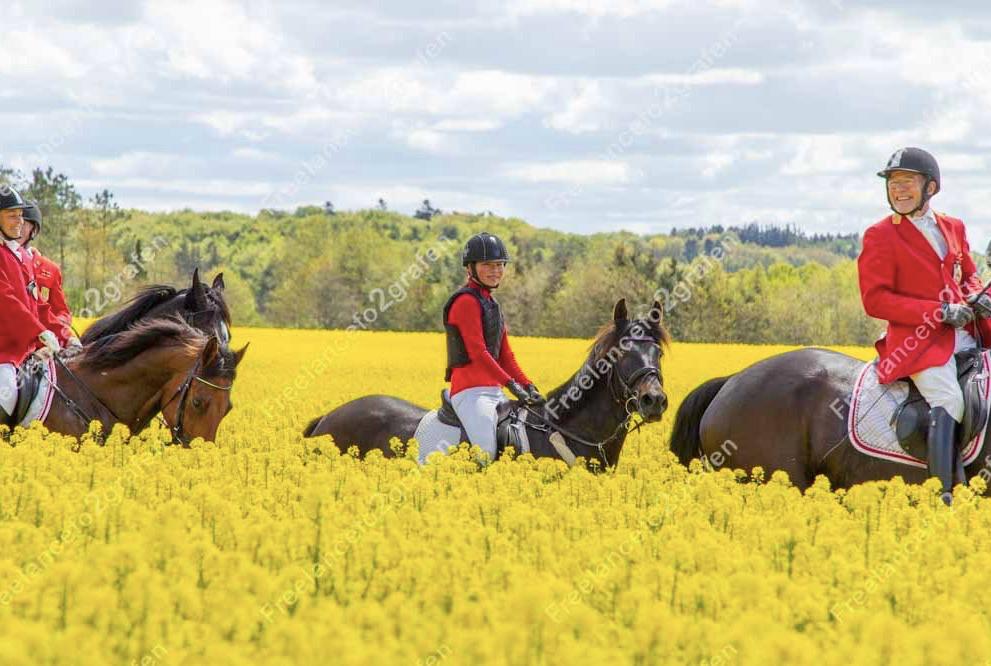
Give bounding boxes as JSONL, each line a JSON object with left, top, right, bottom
{"left": 158, "top": 355, "right": 233, "bottom": 446}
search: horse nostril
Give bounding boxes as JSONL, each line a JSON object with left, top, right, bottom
{"left": 641, "top": 394, "right": 654, "bottom": 408}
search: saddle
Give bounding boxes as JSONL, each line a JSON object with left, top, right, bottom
{"left": 436, "top": 389, "right": 529, "bottom": 457}
{"left": 1, "top": 358, "right": 46, "bottom": 428}
{"left": 892, "top": 348, "right": 990, "bottom": 459}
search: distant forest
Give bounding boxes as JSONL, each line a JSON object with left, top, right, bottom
{"left": 2, "top": 164, "right": 949, "bottom": 346}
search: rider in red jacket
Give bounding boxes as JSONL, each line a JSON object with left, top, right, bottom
{"left": 858, "top": 147, "right": 991, "bottom": 505}
{"left": 443, "top": 232, "right": 542, "bottom": 458}
{"left": 20, "top": 201, "right": 78, "bottom": 347}
{"left": 0, "top": 187, "right": 62, "bottom": 421}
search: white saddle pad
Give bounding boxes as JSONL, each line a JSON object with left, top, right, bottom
{"left": 413, "top": 410, "right": 465, "bottom": 464}
{"left": 848, "top": 356, "right": 989, "bottom": 468}
{"left": 412, "top": 408, "right": 532, "bottom": 464}
{"left": 1, "top": 358, "right": 57, "bottom": 428}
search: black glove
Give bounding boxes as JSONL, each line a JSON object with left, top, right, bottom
{"left": 967, "top": 292, "right": 991, "bottom": 319}
{"left": 525, "top": 384, "right": 544, "bottom": 404}
{"left": 506, "top": 380, "right": 531, "bottom": 403}
{"left": 941, "top": 302, "right": 975, "bottom": 328}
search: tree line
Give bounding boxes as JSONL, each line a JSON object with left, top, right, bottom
{"left": 1, "top": 165, "right": 901, "bottom": 345}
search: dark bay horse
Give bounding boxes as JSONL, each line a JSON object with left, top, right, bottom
{"left": 303, "top": 299, "right": 669, "bottom": 468}
{"left": 42, "top": 318, "right": 246, "bottom": 445}
{"left": 81, "top": 269, "right": 231, "bottom": 347}
{"left": 669, "top": 347, "right": 991, "bottom": 491}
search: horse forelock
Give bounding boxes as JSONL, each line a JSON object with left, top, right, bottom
{"left": 587, "top": 315, "right": 670, "bottom": 364}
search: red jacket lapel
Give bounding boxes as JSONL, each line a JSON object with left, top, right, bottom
{"left": 891, "top": 214, "right": 944, "bottom": 264}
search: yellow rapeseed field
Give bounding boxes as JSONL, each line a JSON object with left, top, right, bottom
{"left": 2, "top": 326, "right": 991, "bottom": 666}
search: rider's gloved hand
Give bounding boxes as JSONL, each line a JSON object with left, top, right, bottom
{"left": 67, "top": 336, "right": 83, "bottom": 349}
{"left": 506, "top": 380, "right": 531, "bottom": 403}
{"left": 525, "top": 384, "right": 545, "bottom": 405}
{"left": 37, "top": 330, "right": 61, "bottom": 359}
{"left": 967, "top": 292, "right": 991, "bottom": 319}
{"left": 941, "top": 302, "right": 975, "bottom": 328}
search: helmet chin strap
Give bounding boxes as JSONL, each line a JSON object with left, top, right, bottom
{"left": 887, "top": 177, "right": 934, "bottom": 217}
{"left": 469, "top": 264, "right": 499, "bottom": 290}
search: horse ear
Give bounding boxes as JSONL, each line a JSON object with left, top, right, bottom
{"left": 201, "top": 336, "right": 220, "bottom": 367}
{"left": 613, "top": 298, "right": 628, "bottom": 322}
{"left": 212, "top": 273, "right": 225, "bottom": 291}
{"left": 185, "top": 271, "right": 208, "bottom": 311}
{"left": 233, "top": 343, "right": 249, "bottom": 366}
{"left": 651, "top": 300, "right": 664, "bottom": 324}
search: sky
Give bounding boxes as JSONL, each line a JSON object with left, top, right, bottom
{"left": 3, "top": 0, "right": 991, "bottom": 245}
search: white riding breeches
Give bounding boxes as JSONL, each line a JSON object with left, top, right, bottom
{"left": 450, "top": 385, "right": 507, "bottom": 460}
{"left": 909, "top": 330, "right": 977, "bottom": 423}
{"left": 0, "top": 363, "right": 16, "bottom": 416}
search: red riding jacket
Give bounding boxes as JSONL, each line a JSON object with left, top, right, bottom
{"left": 446, "top": 278, "right": 531, "bottom": 396}
{"left": 29, "top": 248, "right": 73, "bottom": 344}
{"left": 858, "top": 211, "right": 991, "bottom": 383}
{"left": 0, "top": 242, "right": 51, "bottom": 366}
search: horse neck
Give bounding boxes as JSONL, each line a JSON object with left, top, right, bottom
{"left": 544, "top": 362, "right": 629, "bottom": 466}
{"left": 68, "top": 349, "right": 191, "bottom": 433}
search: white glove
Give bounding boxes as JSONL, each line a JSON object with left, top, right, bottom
{"left": 67, "top": 336, "right": 82, "bottom": 349}
{"left": 37, "top": 330, "right": 61, "bottom": 358}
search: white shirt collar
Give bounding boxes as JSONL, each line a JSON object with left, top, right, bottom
{"left": 3, "top": 239, "right": 22, "bottom": 258}
{"left": 910, "top": 206, "right": 937, "bottom": 226}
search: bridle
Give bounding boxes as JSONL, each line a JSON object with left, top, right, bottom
{"left": 52, "top": 349, "right": 231, "bottom": 447}
{"left": 520, "top": 334, "right": 663, "bottom": 467}
{"left": 156, "top": 355, "right": 232, "bottom": 446}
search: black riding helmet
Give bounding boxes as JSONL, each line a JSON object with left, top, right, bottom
{"left": 462, "top": 232, "right": 510, "bottom": 289}
{"left": 0, "top": 186, "right": 30, "bottom": 241}
{"left": 877, "top": 147, "right": 940, "bottom": 216}
{"left": 22, "top": 200, "right": 42, "bottom": 241}
{"left": 0, "top": 186, "right": 30, "bottom": 212}
{"left": 462, "top": 232, "right": 511, "bottom": 266}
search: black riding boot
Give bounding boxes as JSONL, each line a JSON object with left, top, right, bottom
{"left": 954, "top": 450, "right": 967, "bottom": 488}
{"left": 927, "top": 407, "right": 956, "bottom": 506}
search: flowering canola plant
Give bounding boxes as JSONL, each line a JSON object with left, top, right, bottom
{"left": 1, "top": 326, "right": 990, "bottom": 666}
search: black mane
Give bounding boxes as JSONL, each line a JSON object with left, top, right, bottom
{"left": 81, "top": 283, "right": 231, "bottom": 344}
{"left": 81, "top": 285, "right": 180, "bottom": 343}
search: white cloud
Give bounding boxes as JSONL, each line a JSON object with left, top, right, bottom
{"left": 699, "top": 152, "right": 735, "bottom": 178}
{"left": 143, "top": 0, "right": 317, "bottom": 92}
{"left": 404, "top": 129, "right": 459, "bottom": 154}
{"left": 432, "top": 118, "right": 502, "bottom": 132}
{"left": 90, "top": 152, "right": 186, "bottom": 177}
{"left": 545, "top": 81, "right": 609, "bottom": 133}
{"left": 504, "top": 160, "right": 634, "bottom": 185}
{"left": 638, "top": 68, "right": 764, "bottom": 86}
{"left": 76, "top": 177, "right": 273, "bottom": 198}
{"left": 780, "top": 136, "right": 863, "bottom": 176}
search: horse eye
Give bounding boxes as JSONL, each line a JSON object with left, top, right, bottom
{"left": 192, "top": 398, "right": 205, "bottom": 410}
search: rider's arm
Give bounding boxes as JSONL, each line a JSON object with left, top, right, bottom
{"left": 496, "top": 330, "right": 532, "bottom": 387}
{"left": 0, "top": 261, "right": 46, "bottom": 356}
{"left": 858, "top": 225, "right": 942, "bottom": 326}
{"left": 447, "top": 294, "right": 512, "bottom": 385}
